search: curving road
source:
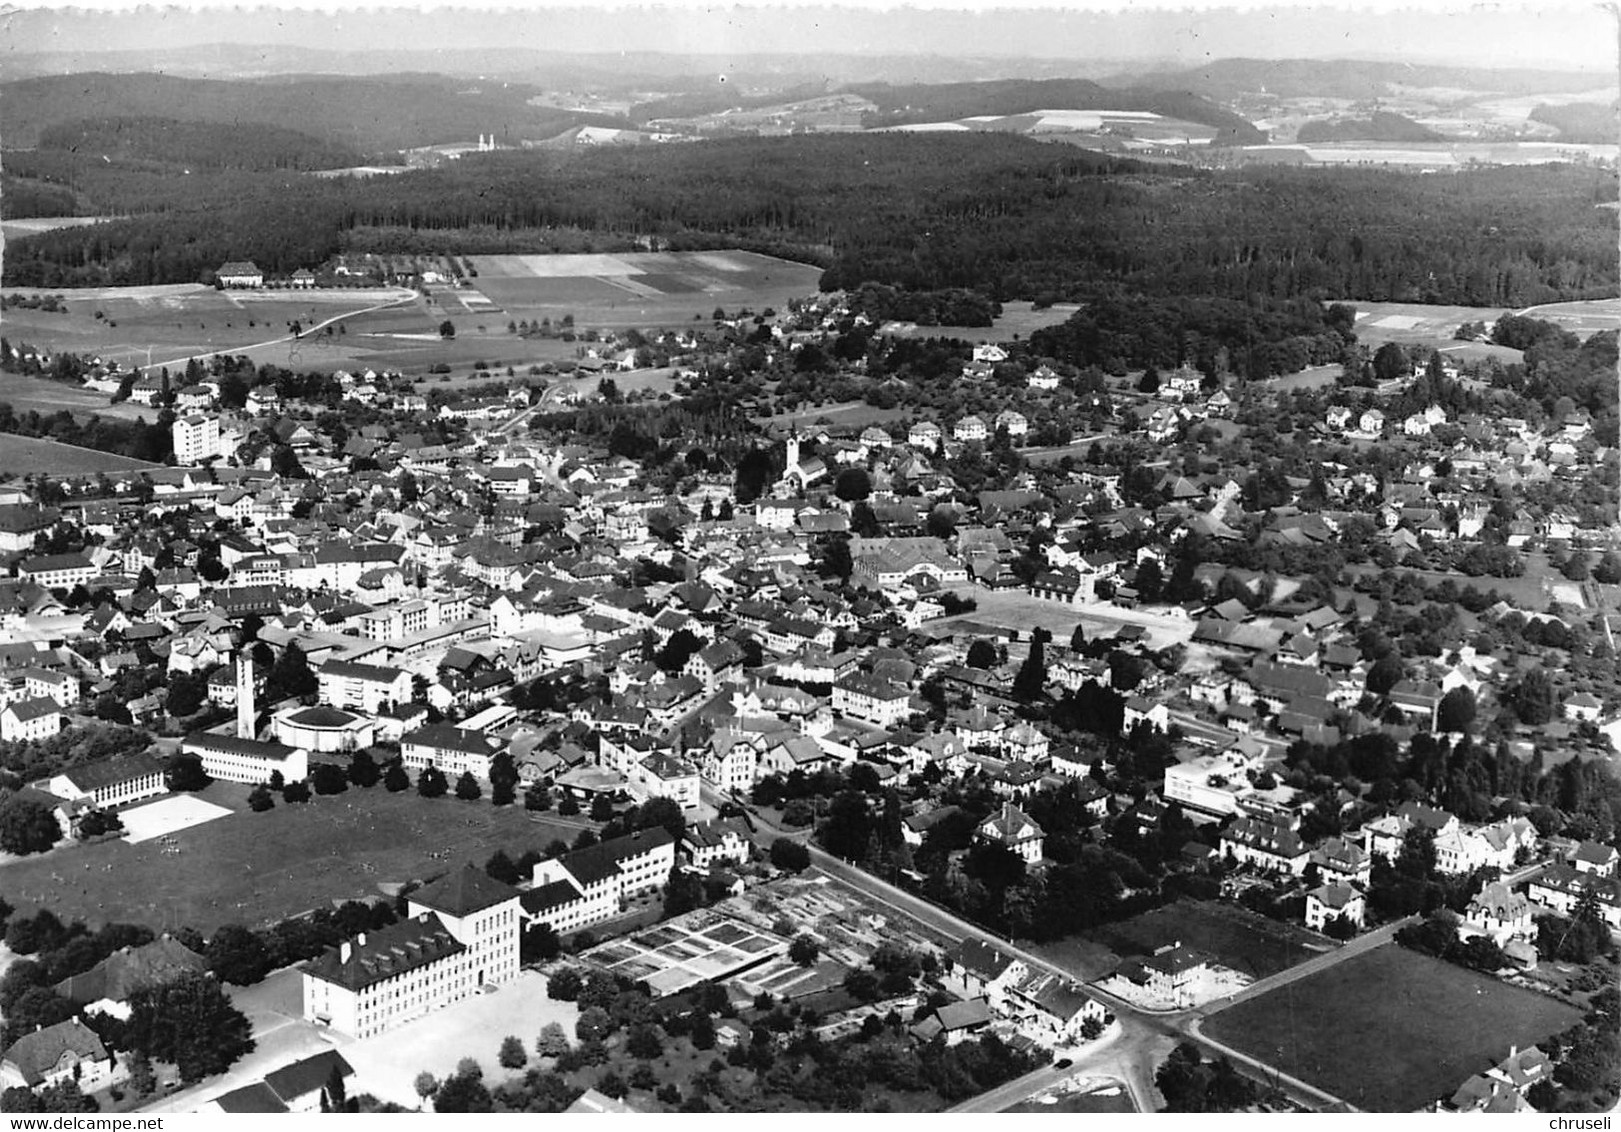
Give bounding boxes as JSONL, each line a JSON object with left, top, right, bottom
{"left": 761, "top": 805, "right": 1379, "bottom": 1113}
{"left": 136, "top": 287, "right": 419, "bottom": 375}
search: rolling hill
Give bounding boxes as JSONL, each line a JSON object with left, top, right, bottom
{"left": 1296, "top": 111, "right": 1446, "bottom": 144}
{"left": 0, "top": 72, "right": 613, "bottom": 154}
{"left": 844, "top": 78, "right": 1264, "bottom": 143}
{"left": 1106, "top": 57, "right": 1613, "bottom": 101}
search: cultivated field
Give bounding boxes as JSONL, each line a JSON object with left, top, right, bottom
{"left": 0, "top": 430, "right": 162, "bottom": 475}
{"left": 465, "top": 250, "right": 826, "bottom": 329}
{"left": 1204, "top": 944, "right": 1582, "bottom": 1112}
{"left": 0, "top": 780, "right": 584, "bottom": 935}
{"left": 1338, "top": 297, "right": 1621, "bottom": 350}
{"left": 881, "top": 301, "right": 1081, "bottom": 343}
{"left": 1088, "top": 899, "right": 1331, "bottom": 981}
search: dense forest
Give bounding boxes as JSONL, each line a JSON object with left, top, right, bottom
{"left": 36, "top": 116, "right": 365, "bottom": 171}
{"left": 3, "top": 132, "right": 1615, "bottom": 310}
{"left": 1028, "top": 294, "right": 1356, "bottom": 378}
{"left": 1295, "top": 111, "right": 1445, "bottom": 144}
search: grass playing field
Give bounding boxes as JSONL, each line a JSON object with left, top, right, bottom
{"left": 1, "top": 780, "right": 585, "bottom": 936}
{"left": 465, "top": 250, "right": 825, "bottom": 330}
{"left": 1203, "top": 944, "right": 1582, "bottom": 1111}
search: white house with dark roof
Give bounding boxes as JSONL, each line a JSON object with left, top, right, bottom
{"left": 0, "top": 1019, "right": 116, "bottom": 1092}
{"left": 976, "top": 802, "right": 1044, "bottom": 864}
{"left": 1, "top": 696, "right": 63, "bottom": 743}
{"left": 217, "top": 261, "right": 264, "bottom": 288}
{"left": 1305, "top": 883, "right": 1364, "bottom": 932}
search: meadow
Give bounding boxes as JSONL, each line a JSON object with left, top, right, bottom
{"left": 1203, "top": 944, "right": 1582, "bottom": 1112}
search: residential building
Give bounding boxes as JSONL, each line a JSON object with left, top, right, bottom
{"left": 0, "top": 1019, "right": 115, "bottom": 1092}
{"left": 976, "top": 802, "right": 1044, "bottom": 864}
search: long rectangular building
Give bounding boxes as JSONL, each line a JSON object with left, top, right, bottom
{"left": 180, "top": 732, "right": 308, "bottom": 784}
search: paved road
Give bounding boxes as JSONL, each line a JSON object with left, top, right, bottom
{"left": 793, "top": 829, "right": 1412, "bottom": 1113}
{"left": 805, "top": 848, "right": 1163, "bottom": 1113}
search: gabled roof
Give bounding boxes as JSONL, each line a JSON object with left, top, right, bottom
{"left": 210, "top": 1083, "right": 289, "bottom": 1113}
{"left": 263, "top": 1050, "right": 354, "bottom": 1103}
{"left": 53, "top": 936, "right": 207, "bottom": 1006}
{"left": 0, "top": 1019, "right": 107, "bottom": 1086}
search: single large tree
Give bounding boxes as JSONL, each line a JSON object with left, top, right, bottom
{"left": 124, "top": 971, "right": 255, "bottom": 1082}
{"left": 0, "top": 798, "right": 61, "bottom": 856}
{"left": 488, "top": 752, "right": 519, "bottom": 806}
{"left": 418, "top": 765, "right": 449, "bottom": 799}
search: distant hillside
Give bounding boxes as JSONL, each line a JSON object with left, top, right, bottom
{"left": 0, "top": 72, "right": 610, "bottom": 154}
{"left": 1109, "top": 57, "right": 1613, "bottom": 101}
{"left": 37, "top": 116, "right": 365, "bottom": 171}
{"left": 845, "top": 78, "right": 1264, "bottom": 143}
{"left": 1296, "top": 111, "right": 1445, "bottom": 144}
{"left": 1529, "top": 102, "right": 1620, "bottom": 144}
{"left": 629, "top": 83, "right": 837, "bottom": 124}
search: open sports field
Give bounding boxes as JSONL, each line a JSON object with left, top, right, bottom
{"left": 1204, "top": 944, "right": 1582, "bottom": 1112}
{"left": 0, "top": 431, "right": 161, "bottom": 474}
{"left": 0, "top": 780, "right": 583, "bottom": 936}
{"left": 1088, "top": 899, "right": 1331, "bottom": 981}
{"left": 466, "top": 250, "right": 825, "bottom": 329}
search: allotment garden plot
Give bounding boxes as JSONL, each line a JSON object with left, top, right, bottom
{"left": 580, "top": 909, "right": 789, "bottom": 995}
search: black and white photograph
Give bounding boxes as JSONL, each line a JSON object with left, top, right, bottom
{"left": 0, "top": 0, "right": 1616, "bottom": 1118}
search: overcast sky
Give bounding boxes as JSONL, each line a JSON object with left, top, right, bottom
{"left": 2, "top": 1, "right": 1615, "bottom": 71}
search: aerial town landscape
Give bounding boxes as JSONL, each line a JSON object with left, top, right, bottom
{"left": 0, "top": 0, "right": 1618, "bottom": 1118}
